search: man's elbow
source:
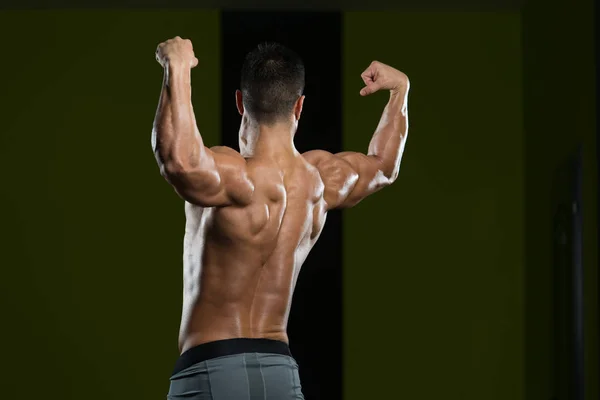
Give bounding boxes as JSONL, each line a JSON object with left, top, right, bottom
{"left": 162, "top": 161, "right": 221, "bottom": 192}
{"left": 161, "top": 154, "right": 205, "bottom": 177}
{"left": 377, "top": 163, "right": 400, "bottom": 186}
{"left": 368, "top": 155, "right": 397, "bottom": 185}
{"left": 380, "top": 157, "right": 402, "bottom": 184}
{"left": 162, "top": 160, "right": 189, "bottom": 179}
{"left": 365, "top": 169, "right": 395, "bottom": 194}
{"left": 157, "top": 147, "right": 206, "bottom": 179}
{"left": 385, "top": 168, "right": 400, "bottom": 184}
{"left": 153, "top": 148, "right": 187, "bottom": 180}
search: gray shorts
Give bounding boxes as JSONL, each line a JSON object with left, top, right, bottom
{"left": 167, "top": 339, "right": 304, "bottom": 400}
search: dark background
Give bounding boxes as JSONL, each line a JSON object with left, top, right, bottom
{"left": 0, "top": 3, "right": 597, "bottom": 400}
{"left": 221, "top": 12, "right": 343, "bottom": 399}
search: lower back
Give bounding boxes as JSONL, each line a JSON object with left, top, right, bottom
{"left": 178, "top": 160, "right": 324, "bottom": 353}
{"left": 178, "top": 259, "right": 293, "bottom": 353}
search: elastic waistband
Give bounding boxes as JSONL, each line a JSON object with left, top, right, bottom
{"left": 172, "top": 338, "right": 292, "bottom": 376}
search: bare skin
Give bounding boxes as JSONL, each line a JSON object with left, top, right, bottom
{"left": 153, "top": 37, "right": 410, "bottom": 354}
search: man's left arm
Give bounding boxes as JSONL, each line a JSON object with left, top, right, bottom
{"left": 304, "top": 61, "right": 409, "bottom": 210}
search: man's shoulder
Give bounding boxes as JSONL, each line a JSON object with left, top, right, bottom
{"left": 302, "top": 150, "right": 354, "bottom": 171}
{"left": 209, "top": 146, "right": 248, "bottom": 166}
{"left": 302, "top": 149, "right": 334, "bottom": 165}
{"left": 210, "top": 145, "right": 242, "bottom": 157}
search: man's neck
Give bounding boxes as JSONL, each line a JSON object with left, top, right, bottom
{"left": 239, "top": 116, "right": 298, "bottom": 160}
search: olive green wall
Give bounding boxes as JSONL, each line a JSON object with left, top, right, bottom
{"left": 0, "top": 11, "right": 220, "bottom": 399}
{"left": 522, "top": 0, "right": 598, "bottom": 398}
{"left": 1, "top": 8, "right": 595, "bottom": 400}
{"left": 343, "top": 12, "right": 525, "bottom": 400}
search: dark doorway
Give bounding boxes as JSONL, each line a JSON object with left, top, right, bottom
{"left": 596, "top": 5, "right": 600, "bottom": 397}
{"left": 220, "top": 12, "right": 344, "bottom": 400}
{"left": 551, "top": 146, "right": 585, "bottom": 400}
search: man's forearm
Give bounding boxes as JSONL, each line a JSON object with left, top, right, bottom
{"left": 152, "top": 63, "right": 204, "bottom": 174}
{"left": 367, "top": 85, "right": 409, "bottom": 181}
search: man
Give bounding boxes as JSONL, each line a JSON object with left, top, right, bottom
{"left": 153, "top": 37, "right": 409, "bottom": 400}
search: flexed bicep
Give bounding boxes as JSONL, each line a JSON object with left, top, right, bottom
{"left": 304, "top": 61, "right": 409, "bottom": 210}
{"left": 334, "top": 152, "right": 392, "bottom": 208}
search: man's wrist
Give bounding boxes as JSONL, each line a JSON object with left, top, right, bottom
{"left": 390, "top": 80, "right": 410, "bottom": 97}
{"left": 166, "top": 59, "right": 191, "bottom": 72}
{"left": 165, "top": 60, "right": 192, "bottom": 86}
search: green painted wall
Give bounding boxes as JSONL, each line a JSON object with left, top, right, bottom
{"left": 2, "top": 8, "right": 594, "bottom": 400}
{"left": 343, "top": 12, "right": 524, "bottom": 400}
{"left": 522, "top": 0, "right": 598, "bottom": 398}
{"left": 0, "top": 11, "right": 220, "bottom": 399}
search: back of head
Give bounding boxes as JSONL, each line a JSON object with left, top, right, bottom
{"left": 240, "top": 42, "right": 305, "bottom": 125}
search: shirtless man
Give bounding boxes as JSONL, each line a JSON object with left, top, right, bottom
{"left": 153, "top": 37, "right": 409, "bottom": 400}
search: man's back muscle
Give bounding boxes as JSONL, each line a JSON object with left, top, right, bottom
{"left": 178, "top": 153, "right": 327, "bottom": 353}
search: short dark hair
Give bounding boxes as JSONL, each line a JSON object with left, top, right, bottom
{"left": 240, "top": 42, "right": 305, "bottom": 124}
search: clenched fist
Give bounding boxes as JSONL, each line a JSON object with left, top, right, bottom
{"left": 360, "top": 61, "right": 409, "bottom": 96}
{"left": 156, "top": 36, "right": 198, "bottom": 69}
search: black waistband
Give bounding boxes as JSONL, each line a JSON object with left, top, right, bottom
{"left": 172, "top": 338, "right": 292, "bottom": 376}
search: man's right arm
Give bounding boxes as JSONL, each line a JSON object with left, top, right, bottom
{"left": 152, "top": 37, "right": 254, "bottom": 207}
{"left": 305, "top": 61, "right": 409, "bottom": 210}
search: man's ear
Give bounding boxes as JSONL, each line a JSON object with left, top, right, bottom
{"left": 294, "top": 95, "right": 305, "bottom": 121}
{"left": 235, "top": 90, "right": 244, "bottom": 116}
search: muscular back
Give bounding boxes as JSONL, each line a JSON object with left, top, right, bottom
{"left": 151, "top": 39, "right": 409, "bottom": 353}
{"left": 178, "top": 152, "right": 327, "bottom": 353}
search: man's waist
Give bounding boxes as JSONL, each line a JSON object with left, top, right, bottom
{"left": 172, "top": 338, "right": 292, "bottom": 376}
